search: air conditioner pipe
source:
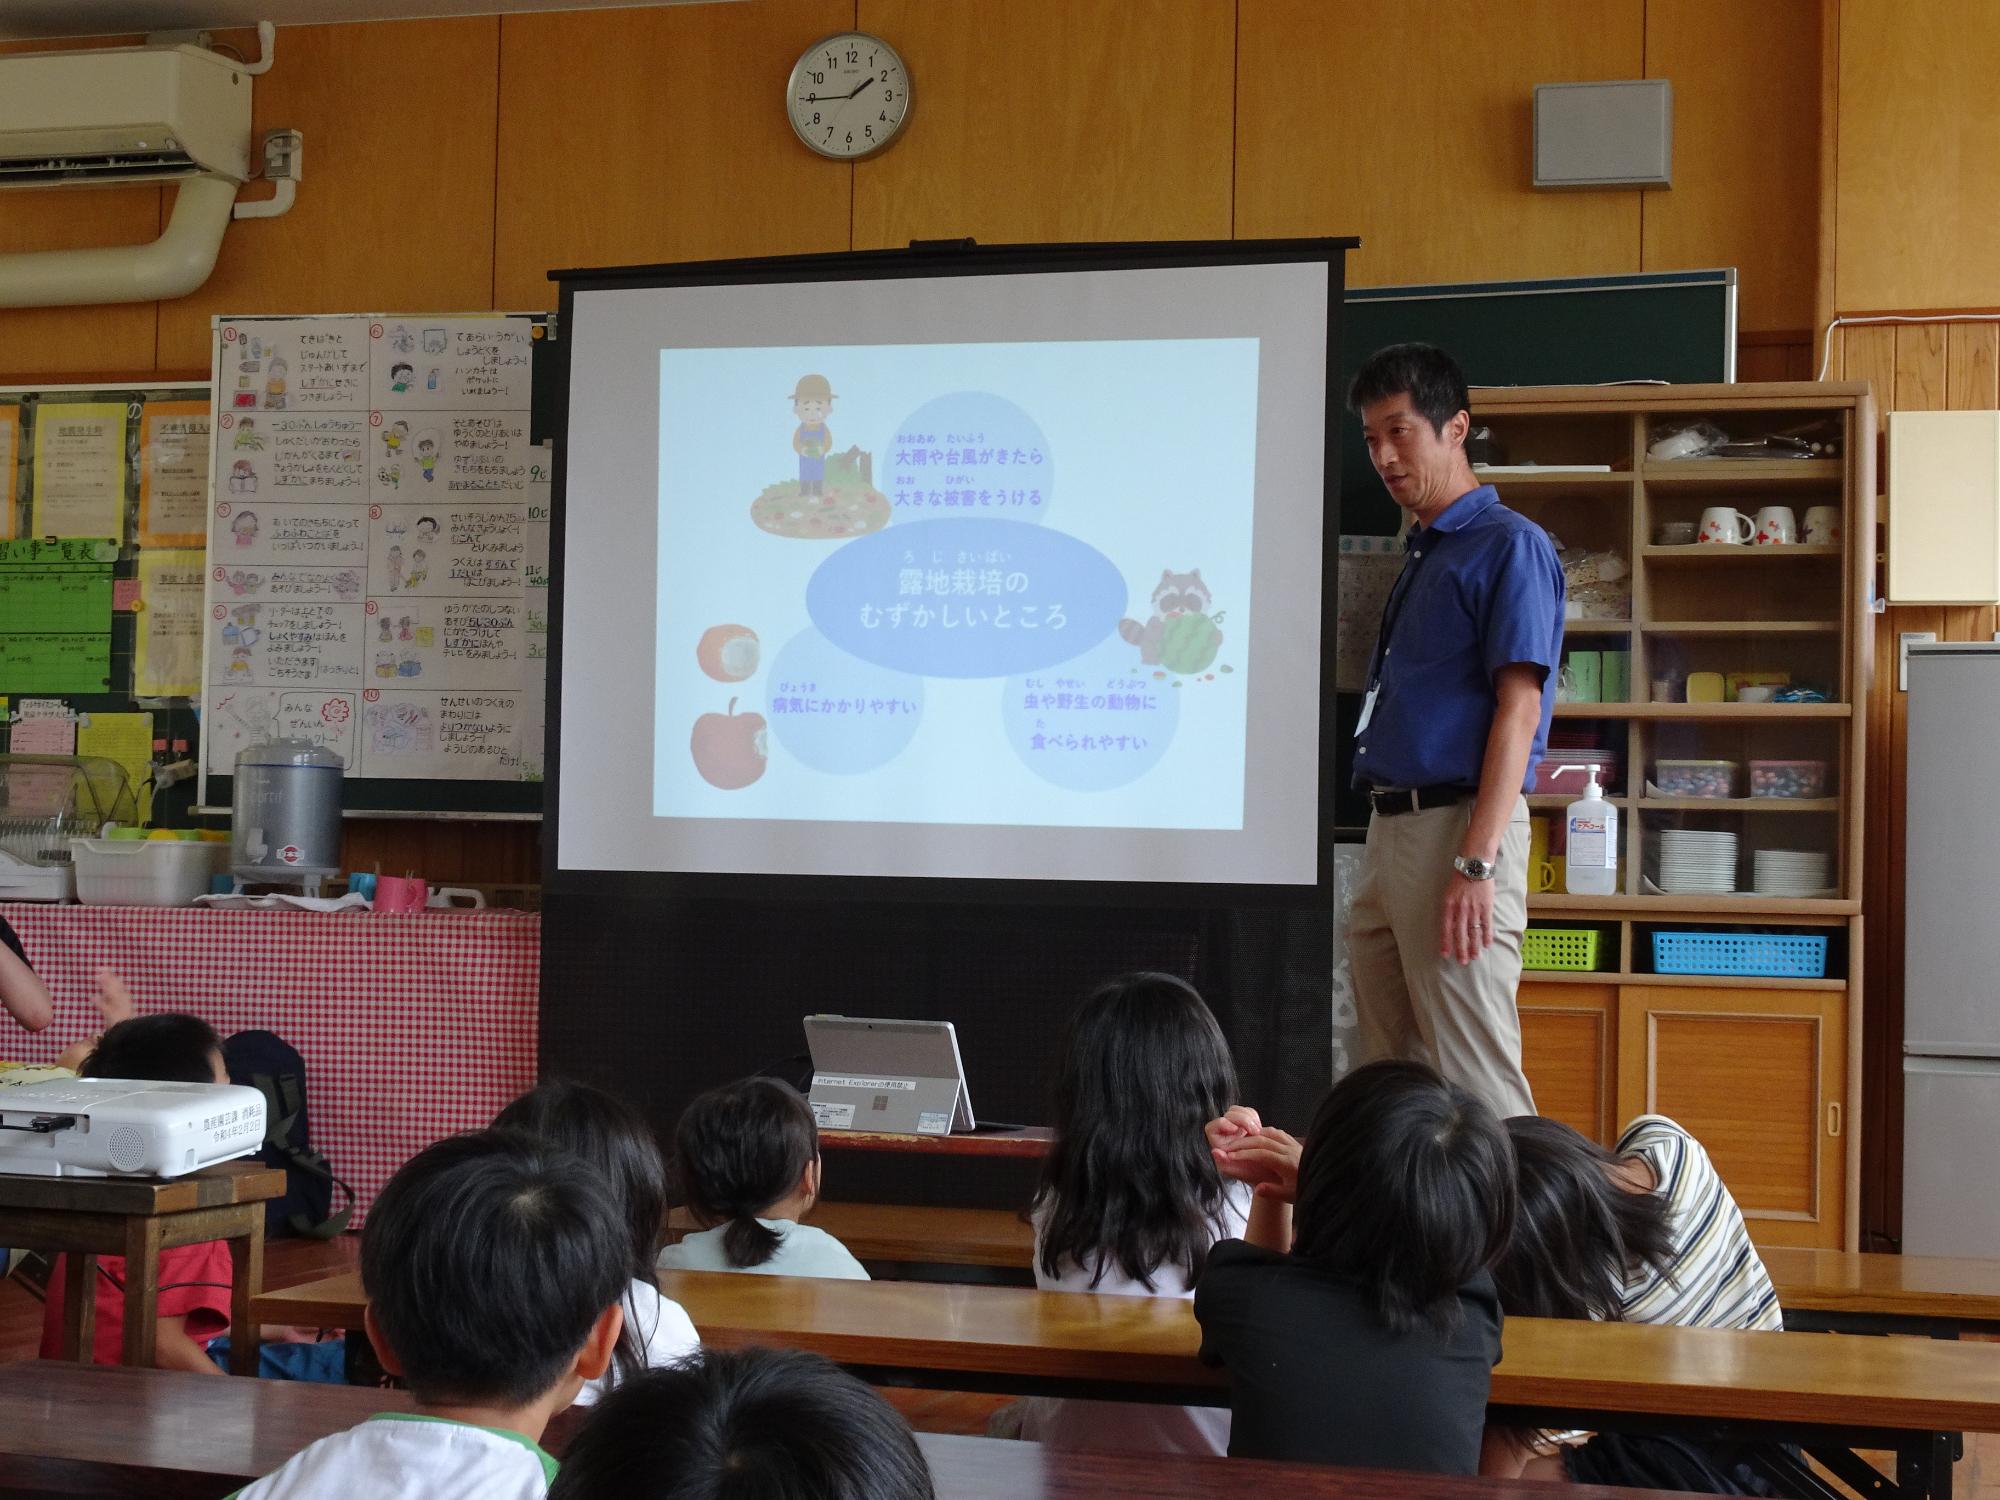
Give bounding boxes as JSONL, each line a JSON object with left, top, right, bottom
{"left": 0, "top": 172, "right": 237, "bottom": 308}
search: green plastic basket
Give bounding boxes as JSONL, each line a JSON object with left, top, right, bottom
{"left": 1522, "top": 927, "right": 1608, "bottom": 971}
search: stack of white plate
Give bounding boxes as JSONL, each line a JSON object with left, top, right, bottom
{"left": 1753, "top": 849, "right": 1831, "bottom": 898}
{"left": 1658, "top": 829, "right": 1739, "bottom": 894}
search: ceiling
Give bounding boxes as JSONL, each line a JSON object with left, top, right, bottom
{"left": 0, "top": 0, "right": 733, "bottom": 42}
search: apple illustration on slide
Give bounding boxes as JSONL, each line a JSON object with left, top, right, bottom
{"left": 691, "top": 698, "right": 767, "bottom": 789}
{"left": 696, "top": 623, "right": 760, "bottom": 682}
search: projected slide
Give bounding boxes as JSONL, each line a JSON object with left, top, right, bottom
{"left": 558, "top": 254, "right": 1330, "bottom": 887}
{"left": 654, "top": 339, "right": 1258, "bottom": 831}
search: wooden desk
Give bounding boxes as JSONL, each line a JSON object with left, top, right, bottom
{"left": 0, "top": 1361, "right": 1700, "bottom": 1500}
{"left": 678, "top": 1206, "right": 2000, "bottom": 1340}
{"left": 820, "top": 1126, "right": 1054, "bottom": 1160}
{"left": 253, "top": 1267, "right": 2000, "bottom": 1500}
{"left": 0, "top": 1160, "right": 284, "bottom": 1374}
{"left": 668, "top": 1201, "right": 1035, "bottom": 1270}
{"left": 1765, "top": 1246, "right": 2000, "bottom": 1336}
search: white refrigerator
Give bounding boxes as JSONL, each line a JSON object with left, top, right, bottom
{"left": 1904, "top": 642, "right": 2000, "bottom": 1255}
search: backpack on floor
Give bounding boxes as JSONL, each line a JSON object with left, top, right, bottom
{"left": 222, "top": 1029, "right": 355, "bottom": 1240}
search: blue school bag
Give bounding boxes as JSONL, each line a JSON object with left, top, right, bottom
{"left": 222, "top": 1030, "right": 355, "bottom": 1239}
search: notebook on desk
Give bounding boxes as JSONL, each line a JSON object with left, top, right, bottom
{"left": 803, "top": 1015, "right": 976, "bottom": 1136}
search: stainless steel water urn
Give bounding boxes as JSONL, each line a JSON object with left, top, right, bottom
{"left": 231, "top": 740, "right": 344, "bottom": 891}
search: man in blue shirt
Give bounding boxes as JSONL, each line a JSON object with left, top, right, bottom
{"left": 1347, "top": 344, "right": 1565, "bottom": 1117}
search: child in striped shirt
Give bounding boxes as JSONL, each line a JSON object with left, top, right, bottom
{"left": 1485, "top": 1112, "right": 1781, "bottom": 1488}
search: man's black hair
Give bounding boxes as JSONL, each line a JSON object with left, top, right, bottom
{"left": 1292, "top": 1059, "right": 1516, "bottom": 1336}
{"left": 83, "top": 1014, "right": 223, "bottom": 1084}
{"left": 1347, "top": 342, "right": 1472, "bottom": 438}
{"left": 549, "top": 1347, "right": 935, "bottom": 1500}
{"left": 361, "top": 1128, "right": 629, "bottom": 1407}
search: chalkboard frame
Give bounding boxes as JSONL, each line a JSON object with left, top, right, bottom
{"left": 545, "top": 237, "right": 1356, "bottom": 911}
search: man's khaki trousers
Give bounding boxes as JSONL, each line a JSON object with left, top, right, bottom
{"left": 1347, "top": 797, "right": 1537, "bottom": 1119}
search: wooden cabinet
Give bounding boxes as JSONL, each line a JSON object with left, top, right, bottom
{"left": 1467, "top": 382, "right": 1871, "bottom": 1250}
{"left": 1519, "top": 980, "right": 1616, "bottom": 1145}
{"left": 1618, "top": 984, "right": 1848, "bottom": 1249}
{"left": 1519, "top": 979, "right": 1851, "bottom": 1247}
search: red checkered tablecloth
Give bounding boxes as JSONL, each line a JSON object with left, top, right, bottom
{"left": 0, "top": 904, "right": 539, "bottom": 1226}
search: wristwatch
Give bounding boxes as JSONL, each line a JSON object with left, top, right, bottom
{"left": 1453, "top": 854, "right": 1497, "bottom": 881}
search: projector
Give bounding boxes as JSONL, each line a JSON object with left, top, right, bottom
{"left": 0, "top": 1078, "right": 266, "bottom": 1179}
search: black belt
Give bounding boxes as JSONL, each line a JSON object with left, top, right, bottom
{"left": 1366, "top": 784, "right": 1477, "bottom": 817}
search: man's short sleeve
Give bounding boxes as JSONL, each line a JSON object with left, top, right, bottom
{"left": 1482, "top": 528, "right": 1565, "bottom": 681}
{"left": 157, "top": 1239, "right": 236, "bottom": 1344}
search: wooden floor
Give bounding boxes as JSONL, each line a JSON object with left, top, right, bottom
{"left": 2, "top": 1237, "right": 1994, "bottom": 1494}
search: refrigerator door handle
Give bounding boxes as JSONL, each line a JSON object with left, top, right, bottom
{"left": 1827, "top": 1101, "right": 1842, "bottom": 1137}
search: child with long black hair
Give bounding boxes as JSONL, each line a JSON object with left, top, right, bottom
{"left": 494, "top": 1080, "right": 699, "bottom": 1404}
{"left": 659, "top": 1077, "right": 867, "bottom": 1280}
{"left": 1018, "top": 971, "right": 1248, "bottom": 1455}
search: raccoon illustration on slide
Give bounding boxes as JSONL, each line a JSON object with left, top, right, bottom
{"left": 1118, "top": 569, "right": 1224, "bottom": 674}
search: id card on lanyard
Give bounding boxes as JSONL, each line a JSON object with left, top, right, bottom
{"left": 1357, "top": 537, "right": 1429, "bottom": 739}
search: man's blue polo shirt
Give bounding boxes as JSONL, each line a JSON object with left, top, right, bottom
{"left": 1354, "top": 484, "right": 1566, "bottom": 792}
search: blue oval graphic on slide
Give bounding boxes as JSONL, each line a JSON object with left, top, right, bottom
{"left": 807, "top": 518, "right": 1125, "bottom": 678}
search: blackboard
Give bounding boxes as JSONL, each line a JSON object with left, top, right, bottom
{"left": 1331, "top": 268, "right": 1737, "bottom": 829}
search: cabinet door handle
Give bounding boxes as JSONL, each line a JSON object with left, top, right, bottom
{"left": 1827, "top": 1102, "right": 1843, "bottom": 1137}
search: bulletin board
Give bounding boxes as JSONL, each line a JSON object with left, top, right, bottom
{"left": 0, "top": 383, "right": 213, "bottom": 828}
{"left": 196, "top": 313, "right": 555, "bottom": 817}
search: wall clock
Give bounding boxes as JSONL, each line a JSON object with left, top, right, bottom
{"left": 787, "top": 32, "right": 912, "bottom": 160}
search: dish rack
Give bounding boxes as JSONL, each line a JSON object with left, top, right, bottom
{"left": 0, "top": 754, "right": 139, "bottom": 901}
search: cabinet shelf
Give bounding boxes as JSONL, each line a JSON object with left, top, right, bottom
{"left": 1642, "top": 545, "right": 1843, "bottom": 564}
{"left": 1519, "top": 969, "right": 1848, "bottom": 992}
{"left": 1528, "top": 894, "right": 1858, "bottom": 916}
{"left": 1563, "top": 619, "right": 1634, "bottom": 635}
{"left": 1641, "top": 459, "right": 1843, "bottom": 483}
{"left": 1637, "top": 797, "right": 1839, "bottom": 814}
{"left": 1641, "top": 620, "right": 1840, "bottom": 635}
{"left": 1553, "top": 702, "right": 1851, "bottom": 719}
{"left": 1526, "top": 794, "right": 1630, "bottom": 811}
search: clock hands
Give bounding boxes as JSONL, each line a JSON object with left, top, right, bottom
{"left": 848, "top": 74, "right": 875, "bottom": 99}
{"left": 799, "top": 78, "right": 877, "bottom": 106}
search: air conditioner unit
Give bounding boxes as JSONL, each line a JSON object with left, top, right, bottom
{"left": 0, "top": 32, "right": 296, "bottom": 309}
{"left": 0, "top": 43, "right": 251, "bottom": 188}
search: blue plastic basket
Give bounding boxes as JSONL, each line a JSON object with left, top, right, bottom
{"left": 1651, "top": 931, "right": 1829, "bottom": 979}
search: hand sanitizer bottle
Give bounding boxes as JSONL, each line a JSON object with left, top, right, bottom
{"left": 1561, "top": 765, "right": 1619, "bottom": 895}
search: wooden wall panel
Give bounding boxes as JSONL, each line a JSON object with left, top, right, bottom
{"left": 1641, "top": 0, "right": 1819, "bottom": 334}
{"left": 1848, "top": 318, "right": 2000, "bottom": 1248}
{"left": 1234, "top": 0, "right": 1643, "bottom": 288}
{"left": 851, "top": 0, "right": 1233, "bottom": 249}
{"left": 493, "top": 0, "right": 853, "bottom": 310}
{"left": 0, "top": 37, "right": 159, "bottom": 382}
{"left": 1835, "top": 0, "right": 2000, "bottom": 313}
{"left": 154, "top": 19, "right": 502, "bottom": 373}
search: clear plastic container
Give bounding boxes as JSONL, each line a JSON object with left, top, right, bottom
{"left": 1749, "top": 759, "right": 1829, "bottom": 798}
{"left": 70, "top": 838, "right": 223, "bottom": 907}
{"left": 1653, "top": 759, "right": 1739, "bottom": 798}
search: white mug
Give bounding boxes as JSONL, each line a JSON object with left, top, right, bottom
{"left": 1804, "top": 505, "right": 1843, "bottom": 546}
{"left": 1754, "top": 505, "right": 1798, "bottom": 545}
{"left": 1700, "top": 507, "right": 1755, "bottom": 545}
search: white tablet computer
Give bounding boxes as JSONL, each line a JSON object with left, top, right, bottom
{"left": 802, "top": 1015, "right": 975, "bottom": 1136}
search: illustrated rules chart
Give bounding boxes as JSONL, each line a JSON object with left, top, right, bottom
{"left": 202, "top": 318, "right": 552, "bottom": 788}
{"left": 201, "top": 315, "right": 549, "bottom": 782}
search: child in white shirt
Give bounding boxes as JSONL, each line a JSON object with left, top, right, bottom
{"left": 494, "top": 1080, "right": 699, "bottom": 1404}
{"left": 229, "top": 1129, "right": 631, "bottom": 1498}
{"left": 658, "top": 1077, "right": 868, "bottom": 1281}
{"left": 1018, "top": 972, "right": 1248, "bottom": 1456}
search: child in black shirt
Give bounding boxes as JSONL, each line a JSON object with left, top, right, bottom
{"left": 1195, "top": 1060, "right": 1516, "bottom": 1474}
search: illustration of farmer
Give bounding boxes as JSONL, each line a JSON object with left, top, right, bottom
{"left": 791, "top": 374, "right": 835, "bottom": 500}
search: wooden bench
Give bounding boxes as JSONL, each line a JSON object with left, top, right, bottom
{"left": 0, "top": 1360, "right": 1699, "bottom": 1500}
{"left": 684, "top": 1202, "right": 2000, "bottom": 1339}
{"left": 253, "top": 1268, "right": 2000, "bottom": 1500}
{"left": 0, "top": 1160, "right": 285, "bottom": 1374}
